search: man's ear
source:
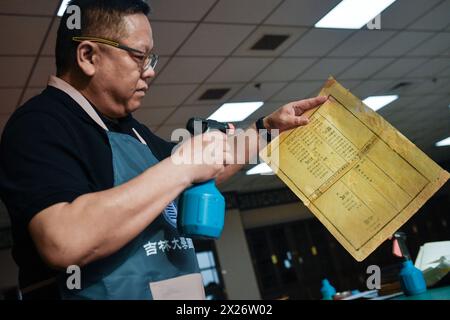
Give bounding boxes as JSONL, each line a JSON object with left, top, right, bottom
{"left": 76, "top": 42, "right": 98, "bottom": 77}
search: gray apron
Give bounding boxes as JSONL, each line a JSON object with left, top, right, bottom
{"left": 48, "top": 76, "right": 205, "bottom": 300}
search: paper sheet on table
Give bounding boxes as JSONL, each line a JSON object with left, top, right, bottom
{"left": 415, "top": 241, "right": 450, "bottom": 270}
{"left": 260, "top": 77, "right": 450, "bottom": 261}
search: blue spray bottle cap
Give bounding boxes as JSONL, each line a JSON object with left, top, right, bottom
{"left": 393, "top": 232, "right": 427, "bottom": 296}
{"left": 320, "top": 278, "right": 336, "bottom": 300}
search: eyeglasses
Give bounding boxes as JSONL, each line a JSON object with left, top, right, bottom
{"left": 72, "top": 36, "right": 158, "bottom": 71}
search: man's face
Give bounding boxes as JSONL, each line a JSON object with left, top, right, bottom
{"left": 93, "top": 14, "right": 154, "bottom": 118}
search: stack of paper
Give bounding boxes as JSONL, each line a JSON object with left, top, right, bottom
{"left": 415, "top": 241, "right": 450, "bottom": 270}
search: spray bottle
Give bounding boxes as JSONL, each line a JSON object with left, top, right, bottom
{"left": 393, "top": 232, "right": 427, "bottom": 296}
{"left": 320, "top": 278, "right": 336, "bottom": 300}
{"left": 177, "top": 118, "right": 230, "bottom": 239}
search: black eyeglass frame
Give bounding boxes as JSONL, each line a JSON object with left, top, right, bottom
{"left": 72, "top": 36, "right": 158, "bottom": 71}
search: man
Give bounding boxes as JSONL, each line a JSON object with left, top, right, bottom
{"left": 0, "top": 0, "right": 326, "bottom": 299}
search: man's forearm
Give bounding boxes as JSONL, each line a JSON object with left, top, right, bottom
{"left": 30, "top": 158, "right": 192, "bottom": 269}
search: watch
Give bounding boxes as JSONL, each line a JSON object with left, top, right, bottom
{"left": 256, "top": 117, "right": 271, "bottom": 143}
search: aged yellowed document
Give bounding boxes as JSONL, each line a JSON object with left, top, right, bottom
{"left": 260, "top": 77, "right": 449, "bottom": 261}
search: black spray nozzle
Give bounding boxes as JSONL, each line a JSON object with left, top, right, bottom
{"left": 186, "top": 117, "right": 230, "bottom": 136}
{"left": 393, "top": 231, "right": 411, "bottom": 260}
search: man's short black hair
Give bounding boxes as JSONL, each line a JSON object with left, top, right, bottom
{"left": 55, "top": 0, "right": 151, "bottom": 76}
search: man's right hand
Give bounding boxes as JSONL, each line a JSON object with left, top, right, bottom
{"left": 171, "top": 131, "right": 233, "bottom": 185}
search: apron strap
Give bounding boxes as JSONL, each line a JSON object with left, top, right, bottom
{"left": 48, "top": 76, "right": 147, "bottom": 145}
{"left": 132, "top": 128, "right": 147, "bottom": 145}
{"left": 48, "top": 76, "right": 109, "bottom": 131}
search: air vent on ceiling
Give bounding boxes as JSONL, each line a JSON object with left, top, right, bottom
{"left": 251, "top": 34, "right": 290, "bottom": 51}
{"left": 198, "top": 88, "right": 230, "bottom": 101}
{"left": 389, "top": 82, "right": 413, "bottom": 91}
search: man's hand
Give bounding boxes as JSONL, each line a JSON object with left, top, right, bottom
{"left": 263, "top": 96, "right": 328, "bottom": 132}
{"left": 172, "top": 131, "right": 232, "bottom": 184}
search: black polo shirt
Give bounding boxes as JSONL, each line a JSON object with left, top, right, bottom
{"left": 0, "top": 85, "right": 175, "bottom": 293}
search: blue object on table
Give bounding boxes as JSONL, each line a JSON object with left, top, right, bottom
{"left": 321, "top": 279, "right": 337, "bottom": 300}
{"left": 399, "top": 260, "right": 427, "bottom": 296}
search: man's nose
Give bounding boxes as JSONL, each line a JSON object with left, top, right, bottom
{"left": 142, "top": 66, "right": 155, "bottom": 80}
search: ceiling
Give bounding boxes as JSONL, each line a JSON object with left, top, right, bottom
{"left": 0, "top": 0, "right": 449, "bottom": 193}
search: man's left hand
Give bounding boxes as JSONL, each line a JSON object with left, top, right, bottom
{"left": 263, "top": 96, "right": 328, "bottom": 133}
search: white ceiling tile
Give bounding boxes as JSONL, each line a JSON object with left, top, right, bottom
{"left": 0, "top": 16, "right": 51, "bottom": 54}
{"left": 20, "top": 87, "right": 45, "bottom": 105}
{"left": 178, "top": 24, "right": 254, "bottom": 56}
{"left": 154, "top": 57, "right": 223, "bottom": 84}
{"left": 378, "top": 96, "right": 419, "bottom": 118}
{"left": 408, "top": 1, "right": 450, "bottom": 31}
{"left": 389, "top": 95, "right": 446, "bottom": 126}
{"left": 244, "top": 101, "right": 284, "bottom": 121}
{"left": 265, "top": 0, "right": 341, "bottom": 26}
{"left": 0, "top": 89, "right": 22, "bottom": 115}
{"left": 141, "top": 84, "right": 197, "bottom": 107}
{"left": 150, "top": 22, "right": 197, "bottom": 55}
{"left": 283, "top": 29, "right": 354, "bottom": 57}
{"left": 386, "top": 78, "right": 448, "bottom": 97}
{"left": 333, "top": 79, "right": 361, "bottom": 91}
{"left": 434, "top": 78, "right": 450, "bottom": 93}
{"left": 208, "top": 58, "right": 272, "bottom": 83}
{"left": 330, "top": 30, "right": 396, "bottom": 57}
{"left": 407, "top": 58, "right": 450, "bottom": 78}
{"left": 0, "top": 57, "right": 34, "bottom": 87}
{"left": 233, "top": 26, "right": 308, "bottom": 57}
{"left": 186, "top": 83, "right": 243, "bottom": 105}
{"left": 165, "top": 105, "right": 219, "bottom": 125}
{"left": 150, "top": 0, "right": 216, "bottom": 21}
{"left": 339, "top": 58, "right": 394, "bottom": 80}
{"left": 407, "top": 33, "right": 450, "bottom": 56}
{"left": 29, "top": 57, "right": 55, "bottom": 87}
{"left": 133, "top": 107, "right": 176, "bottom": 126}
{"left": 256, "top": 58, "right": 316, "bottom": 82}
{"left": 444, "top": 46, "right": 450, "bottom": 56}
{"left": 205, "top": 0, "right": 283, "bottom": 24}
{"left": 299, "top": 58, "right": 356, "bottom": 80}
{"left": 438, "top": 66, "right": 450, "bottom": 76}
{"left": 232, "top": 82, "right": 287, "bottom": 102}
{"left": 404, "top": 78, "right": 450, "bottom": 95}
{"left": 370, "top": 31, "right": 433, "bottom": 57}
{"left": 272, "top": 81, "right": 323, "bottom": 101}
{"left": 372, "top": 58, "right": 428, "bottom": 79}
{"left": 380, "top": 0, "right": 442, "bottom": 30}
{"left": 352, "top": 80, "right": 396, "bottom": 98}
{"left": 0, "top": 0, "right": 59, "bottom": 15}
{"left": 42, "top": 18, "right": 59, "bottom": 56}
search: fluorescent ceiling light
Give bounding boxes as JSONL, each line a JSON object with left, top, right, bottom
{"left": 246, "top": 163, "right": 273, "bottom": 175}
{"left": 57, "top": 0, "right": 71, "bottom": 17}
{"left": 315, "top": 0, "right": 397, "bottom": 29}
{"left": 363, "top": 95, "right": 398, "bottom": 111}
{"left": 435, "top": 137, "right": 450, "bottom": 147}
{"left": 208, "top": 102, "right": 264, "bottom": 122}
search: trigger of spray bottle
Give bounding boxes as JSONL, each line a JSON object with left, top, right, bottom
{"left": 393, "top": 232, "right": 427, "bottom": 296}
